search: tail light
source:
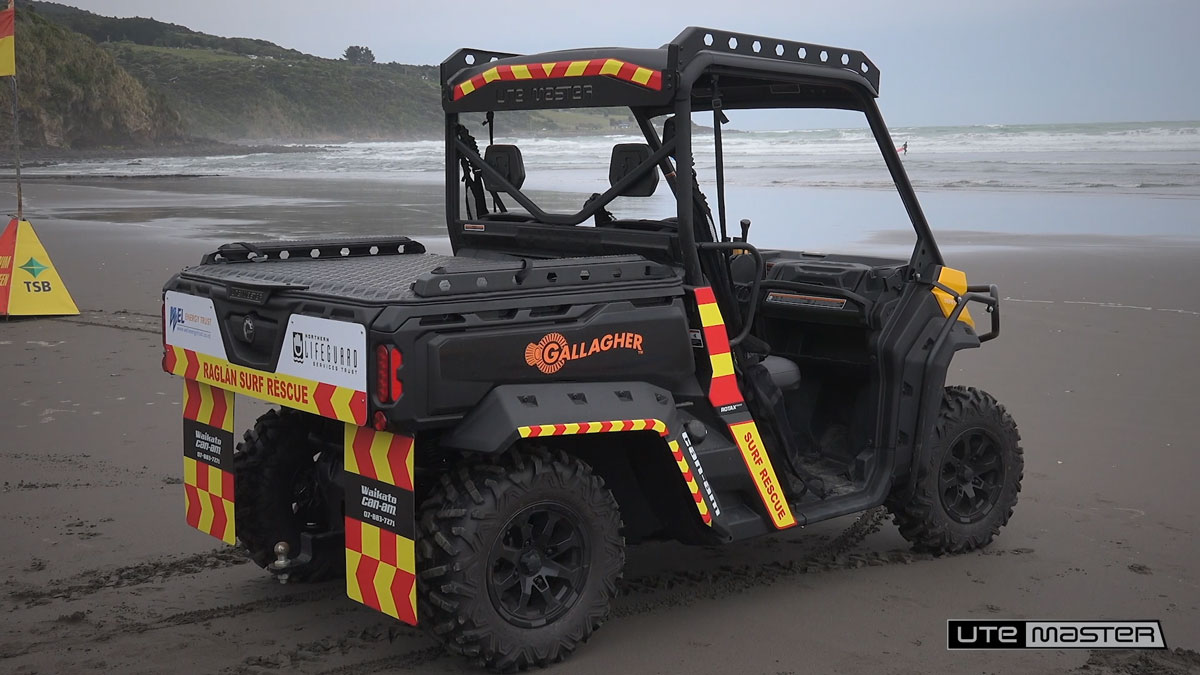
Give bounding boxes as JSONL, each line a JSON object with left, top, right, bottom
{"left": 376, "top": 345, "right": 403, "bottom": 404}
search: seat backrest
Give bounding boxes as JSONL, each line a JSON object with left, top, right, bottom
{"left": 609, "top": 143, "right": 658, "bottom": 197}
{"left": 483, "top": 145, "right": 526, "bottom": 191}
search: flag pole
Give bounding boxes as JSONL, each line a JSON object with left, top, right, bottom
{"left": 2, "top": 0, "right": 17, "bottom": 221}
{"left": 10, "top": 74, "right": 19, "bottom": 221}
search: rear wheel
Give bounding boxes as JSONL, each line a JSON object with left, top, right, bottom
{"left": 889, "top": 386, "right": 1023, "bottom": 553}
{"left": 233, "top": 408, "right": 342, "bottom": 582}
{"left": 417, "top": 447, "right": 624, "bottom": 672}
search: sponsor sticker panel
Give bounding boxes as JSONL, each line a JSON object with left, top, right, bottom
{"left": 343, "top": 425, "right": 418, "bottom": 626}
{"left": 277, "top": 314, "right": 366, "bottom": 392}
{"left": 181, "top": 380, "right": 235, "bottom": 545}
{"left": 165, "top": 345, "right": 367, "bottom": 425}
{"left": 164, "top": 291, "right": 227, "bottom": 360}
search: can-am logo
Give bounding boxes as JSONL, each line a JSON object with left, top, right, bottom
{"left": 524, "top": 331, "right": 644, "bottom": 374}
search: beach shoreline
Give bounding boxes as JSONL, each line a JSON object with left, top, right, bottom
{"left": 0, "top": 177, "right": 1197, "bottom": 674}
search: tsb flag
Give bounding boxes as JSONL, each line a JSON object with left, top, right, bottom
{"left": 0, "top": 0, "right": 13, "bottom": 78}
{"left": 0, "top": 219, "right": 79, "bottom": 316}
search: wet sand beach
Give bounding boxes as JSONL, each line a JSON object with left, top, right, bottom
{"left": 1, "top": 177, "right": 1198, "bottom": 674}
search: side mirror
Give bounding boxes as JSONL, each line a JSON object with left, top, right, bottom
{"left": 608, "top": 144, "right": 658, "bottom": 197}
{"left": 483, "top": 145, "right": 526, "bottom": 191}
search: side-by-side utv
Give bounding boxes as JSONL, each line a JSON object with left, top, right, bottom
{"left": 161, "top": 27, "right": 1022, "bottom": 671}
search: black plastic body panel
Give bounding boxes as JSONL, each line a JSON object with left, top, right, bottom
{"left": 373, "top": 288, "right": 693, "bottom": 427}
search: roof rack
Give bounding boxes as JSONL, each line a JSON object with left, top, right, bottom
{"left": 671, "top": 27, "right": 879, "bottom": 92}
{"left": 438, "top": 27, "right": 880, "bottom": 111}
{"left": 439, "top": 47, "right": 522, "bottom": 89}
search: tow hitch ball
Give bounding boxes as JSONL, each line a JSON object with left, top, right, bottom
{"left": 271, "top": 541, "right": 292, "bottom": 584}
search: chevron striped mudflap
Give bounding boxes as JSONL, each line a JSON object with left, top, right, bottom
{"left": 182, "top": 380, "right": 236, "bottom": 544}
{"left": 343, "top": 424, "right": 418, "bottom": 625}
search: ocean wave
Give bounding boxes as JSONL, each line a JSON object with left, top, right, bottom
{"left": 26, "top": 121, "right": 1200, "bottom": 196}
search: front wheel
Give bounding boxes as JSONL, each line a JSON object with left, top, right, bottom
{"left": 889, "top": 386, "right": 1023, "bottom": 553}
{"left": 417, "top": 447, "right": 624, "bottom": 671}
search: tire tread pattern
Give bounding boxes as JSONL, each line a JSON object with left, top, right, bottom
{"left": 888, "top": 386, "right": 1024, "bottom": 554}
{"left": 416, "top": 446, "right": 624, "bottom": 672}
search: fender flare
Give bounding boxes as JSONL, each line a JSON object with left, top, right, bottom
{"left": 891, "top": 322, "right": 981, "bottom": 502}
{"left": 442, "top": 381, "right": 683, "bottom": 455}
{"left": 441, "top": 381, "right": 717, "bottom": 530}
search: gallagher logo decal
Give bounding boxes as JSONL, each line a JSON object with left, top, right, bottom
{"left": 524, "top": 331, "right": 644, "bottom": 374}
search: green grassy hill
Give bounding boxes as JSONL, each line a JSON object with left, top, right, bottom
{"left": 27, "top": 1, "right": 631, "bottom": 144}
{"left": 0, "top": 8, "right": 182, "bottom": 149}
{"left": 109, "top": 43, "right": 443, "bottom": 141}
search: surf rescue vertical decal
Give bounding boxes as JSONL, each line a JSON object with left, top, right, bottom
{"left": 182, "top": 380, "right": 236, "bottom": 544}
{"left": 343, "top": 424, "right": 418, "bottom": 625}
{"left": 693, "top": 287, "right": 797, "bottom": 529}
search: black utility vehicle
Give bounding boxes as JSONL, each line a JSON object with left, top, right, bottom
{"left": 162, "top": 27, "right": 1022, "bottom": 671}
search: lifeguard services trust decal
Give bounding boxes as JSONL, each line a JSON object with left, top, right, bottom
{"left": 524, "top": 331, "right": 645, "bottom": 374}
{"left": 276, "top": 314, "right": 366, "bottom": 391}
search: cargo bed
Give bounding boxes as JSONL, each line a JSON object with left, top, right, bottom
{"left": 178, "top": 236, "right": 680, "bottom": 305}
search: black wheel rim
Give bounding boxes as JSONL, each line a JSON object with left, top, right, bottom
{"left": 487, "top": 502, "right": 590, "bottom": 629}
{"left": 939, "top": 428, "right": 1006, "bottom": 524}
{"left": 290, "top": 460, "right": 326, "bottom": 531}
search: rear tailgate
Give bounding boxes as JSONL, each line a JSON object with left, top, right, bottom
{"left": 162, "top": 237, "right": 420, "bottom": 626}
{"left": 163, "top": 288, "right": 368, "bottom": 424}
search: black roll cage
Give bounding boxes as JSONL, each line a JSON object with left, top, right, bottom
{"left": 441, "top": 27, "right": 944, "bottom": 286}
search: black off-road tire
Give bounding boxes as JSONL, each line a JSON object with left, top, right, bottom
{"left": 234, "top": 408, "right": 342, "bottom": 583}
{"left": 417, "top": 447, "right": 624, "bottom": 672}
{"left": 888, "top": 386, "right": 1023, "bottom": 554}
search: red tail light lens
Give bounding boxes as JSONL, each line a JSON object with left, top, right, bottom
{"left": 376, "top": 345, "right": 404, "bottom": 404}
{"left": 389, "top": 347, "right": 403, "bottom": 400}
{"left": 376, "top": 345, "right": 390, "bottom": 401}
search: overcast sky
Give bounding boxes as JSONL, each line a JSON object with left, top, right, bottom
{"left": 69, "top": 0, "right": 1199, "bottom": 127}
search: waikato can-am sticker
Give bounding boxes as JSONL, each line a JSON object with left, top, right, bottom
{"left": 165, "top": 291, "right": 228, "bottom": 359}
{"left": 276, "top": 314, "right": 366, "bottom": 392}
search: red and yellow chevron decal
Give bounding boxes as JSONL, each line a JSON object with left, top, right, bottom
{"left": 344, "top": 425, "right": 414, "bottom": 490}
{"left": 182, "top": 381, "right": 236, "bottom": 544}
{"left": 183, "top": 378, "right": 233, "bottom": 431}
{"left": 515, "top": 417, "right": 712, "bottom": 527}
{"left": 695, "top": 287, "right": 742, "bottom": 409}
{"left": 518, "top": 418, "right": 667, "bottom": 438}
{"left": 345, "top": 516, "right": 416, "bottom": 624}
{"left": 453, "top": 58, "right": 663, "bottom": 100}
{"left": 693, "top": 287, "right": 796, "bottom": 529}
{"left": 669, "top": 439, "right": 712, "bottom": 525}
{"left": 343, "top": 425, "right": 417, "bottom": 625}
{"left": 165, "top": 345, "right": 366, "bottom": 425}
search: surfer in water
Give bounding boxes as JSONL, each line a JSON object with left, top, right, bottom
{"left": 897, "top": 141, "right": 908, "bottom": 155}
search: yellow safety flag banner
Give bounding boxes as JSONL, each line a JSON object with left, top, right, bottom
{"left": 0, "top": 1, "right": 14, "bottom": 78}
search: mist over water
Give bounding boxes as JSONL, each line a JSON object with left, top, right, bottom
{"left": 35, "top": 121, "right": 1200, "bottom": 196}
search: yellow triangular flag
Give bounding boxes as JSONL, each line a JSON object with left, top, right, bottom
{"left": 0, "top": 0, "right": 14, "bottom": 78}
{"left": 0, "top": 218, "right": 79, "bottom": 316}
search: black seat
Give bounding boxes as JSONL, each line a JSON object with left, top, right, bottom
{"left": 760, "top": 355, "right": 801, "bottom": 390}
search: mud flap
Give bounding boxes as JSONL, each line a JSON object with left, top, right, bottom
{"left": 182, "top": 380, "right": 236, "bottom": 545}
{"left": 342, "top": 424, "right": 418, "bottom": 625}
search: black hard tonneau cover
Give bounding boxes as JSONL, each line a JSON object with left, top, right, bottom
{"left": 178, "top": 237, "right": 680, "bottom": 305}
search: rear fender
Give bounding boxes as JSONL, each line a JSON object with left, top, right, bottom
{"left": 442, "top": 382, "right": 716, "bottom": 528}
